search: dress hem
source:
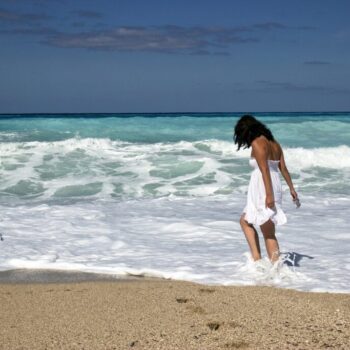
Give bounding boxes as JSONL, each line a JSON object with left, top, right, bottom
{"left": 242, "top": 205, "right": 287, "bottom": 226}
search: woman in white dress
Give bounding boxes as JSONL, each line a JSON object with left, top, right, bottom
{"left": 234, "top": 115, "right": 299, "bottom": 263}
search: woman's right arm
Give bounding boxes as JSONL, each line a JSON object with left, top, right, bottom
{"left": 278, "top": 149, "right": 298, "bottom": 200}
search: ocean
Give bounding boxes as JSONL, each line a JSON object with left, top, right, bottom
{"left": 0, "top": 112, "right": 349, "bottom": 292}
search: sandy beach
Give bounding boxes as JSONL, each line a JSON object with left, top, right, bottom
{"left": 1, "top": 271, "right": 349, "bottom": 350}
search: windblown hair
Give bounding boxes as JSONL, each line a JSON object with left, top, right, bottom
{"left": 234, "top": 115, "right": 275, "bottom": 150}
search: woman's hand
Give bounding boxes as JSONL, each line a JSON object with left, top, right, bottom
{"left": 290, "top": 189, "right": 301, "bottom": 208}
{"left": 265, "top": 193, "right": 275, "bottom": 209}
{"left": 290, "top": 189, "right": 298, "bottom": 201}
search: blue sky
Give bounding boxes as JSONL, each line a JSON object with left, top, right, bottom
{"left": 1, "top": 0, "right": 349, "bottom": 113}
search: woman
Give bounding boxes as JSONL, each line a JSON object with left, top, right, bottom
{"left": 234, "top": 115, "right": 299, "bottom": 263}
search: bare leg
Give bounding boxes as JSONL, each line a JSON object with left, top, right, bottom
{"left": 240, "top": 215, "right": 261, "bottom": 261}
{"left": 260, "top": 220, "right": 280, "bottom": 262}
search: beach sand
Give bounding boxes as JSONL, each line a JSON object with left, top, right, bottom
{"left": 0, "top": 271, "right": 349, "bottom": 350}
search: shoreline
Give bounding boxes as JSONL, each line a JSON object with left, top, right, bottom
{"left": 1, "top": 270, "right": 349, "bottom": 349}
{"left": 0, "top": 268, "right": 146, "bottom": 284}
{"left": 1, "top": 268, "right": 350, "bottom": 294}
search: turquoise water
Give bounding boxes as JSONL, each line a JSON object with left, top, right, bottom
{"left": 1, "top": 112, "right": 350, "bottom": 292}
{"left": 1, "top": 112, "right": 350, "bottom": 147}
{"left": 0, "top": 112, "right": 349, "bottom": 202}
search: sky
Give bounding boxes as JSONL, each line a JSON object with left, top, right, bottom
{"left": 0, "top": 0, "right": 350, "bottom": 113}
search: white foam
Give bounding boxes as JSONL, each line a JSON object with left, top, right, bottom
{"left": 284, "top": 145, "right": 350, "bottom": 170}
{"left": 0, "top": 194, "right": 349, "bottom": 293}
{"left": 0, "top": 139, "right": 349, "bottom": 202}
{"left": 1, "top": 136, "right": 349, "bottom": 292}
{"left": 1, "top": 138, "right": 350, "bottom": 168}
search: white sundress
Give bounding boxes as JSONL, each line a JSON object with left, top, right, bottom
{"left": 243, "top": 158, "right": 287, "bottom": 226}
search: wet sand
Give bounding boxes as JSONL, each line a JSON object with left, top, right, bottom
{"left": 0, "top": 271, "right": 349, "bottom": 350}
{"left": 0, "top": 268, "right": 136, "bottom": 284}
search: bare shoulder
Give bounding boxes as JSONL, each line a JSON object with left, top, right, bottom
{"left": 273, "top": 141, "right": 283, "bottom": 153}
{"left": 251, "top": 136, "right": 269, "bottom": 158}
{"left": 251, "top": 136, "right": 268, "bottom": 150}
{"left": 272, "top": 141, "right": 284, "bottom": 160}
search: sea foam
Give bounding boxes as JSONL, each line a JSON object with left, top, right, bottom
{"left": 0, "top": 139, "right": 349, "bottom": 202}
{"left": 1, "top": 194, "right": 349, "bottom": 293}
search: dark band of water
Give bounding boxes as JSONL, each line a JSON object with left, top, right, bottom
{"left": 1, "top": 112, "right": 350, "bottom": 119}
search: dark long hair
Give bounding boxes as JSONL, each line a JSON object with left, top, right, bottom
{"left": 234, "top": 115, "right": 275, "bottom": 150}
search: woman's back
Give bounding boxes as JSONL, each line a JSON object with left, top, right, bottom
{"left": 251, "top": 136, "right": 282, "bottom": 161}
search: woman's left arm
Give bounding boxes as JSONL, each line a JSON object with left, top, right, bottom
{"left": 252, "top": 138, "right": 275, "bottom": 209}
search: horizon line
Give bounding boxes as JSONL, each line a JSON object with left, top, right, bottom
{"left": 1, "top": 111, "right": 350, "bottom": 116}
